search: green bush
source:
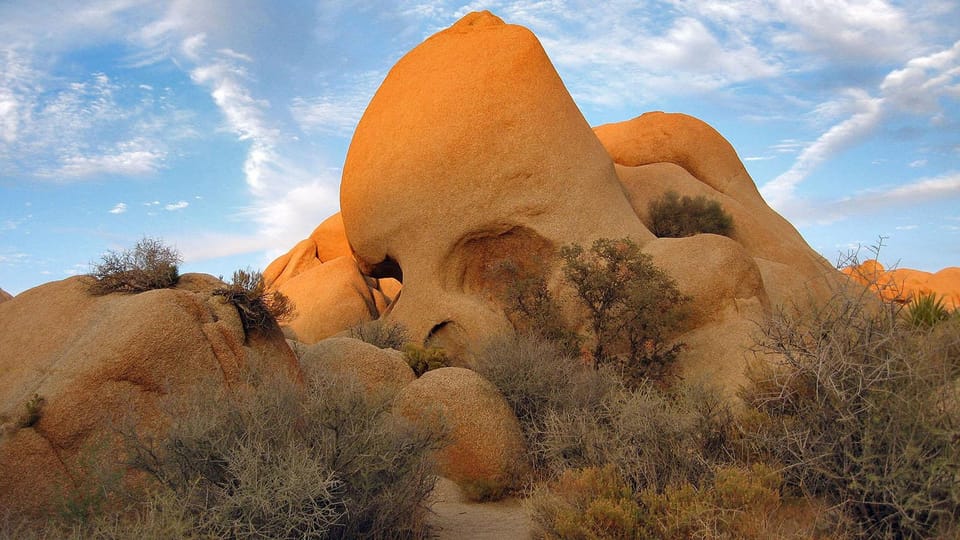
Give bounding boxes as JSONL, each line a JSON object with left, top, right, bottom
{"left": 213, "top": 268, "right": 295, "bottom": 333}
{"left": 118, "top": 370, "right": 443, "bottom": 539}
{"left": 742, "top": 281, "right": 960, "bottom": 538}
{"left": 16, "top": 394, "right": 44, "bottom": 429}
{"left": 495, "top": 260, "right": 582, "bottom": 357}
{"left": 560, "top": 238, "right": 688, "bottom": 384}
{"left": 402, "top": 343, "right": 450, "bottom": 376}
{"left": 647, "top": 190, "right": 733, "bottom": 238}
{"left": 348, "top": 319, "right": 410, "bottom": 350}
{"left": 89, "top": 237, "right": 181, "bottom": 294}
{"left": 907, "top": 291, "right": 951, "bottom": 328}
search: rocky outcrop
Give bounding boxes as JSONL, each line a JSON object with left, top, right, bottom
{"left": 844, "top": 260, "right": 960, "bottom": 309}
{"left": 0, "top": 288, "right": 11, "bottom": 303}
{"left": 268, "top": 11, "right": 843, "bottom": 394}
{"left": 264, "top": 213, "right": 400, "bottom": 342}
{"left": 0, "top": 274, "right": 300, "bottom": 515}
{"left": 269, "top": 255, "right": 390, "bottom": 343}
{"left": 395, "top": 367, "right": 526, "bottom": 499}
{"left": 594, "top": 112, "right": 838, "bottom": 309}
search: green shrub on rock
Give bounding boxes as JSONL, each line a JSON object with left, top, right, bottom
{"left": 648, "top": 191, "right": 733, "bottom": 238}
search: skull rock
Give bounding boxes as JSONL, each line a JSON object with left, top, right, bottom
{"left": 340, "top": 10, "right": 650, "bottom": 353}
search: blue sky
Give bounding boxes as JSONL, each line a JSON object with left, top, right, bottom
{"left": 1, "top": 0, "right": 958, "bottom": 295}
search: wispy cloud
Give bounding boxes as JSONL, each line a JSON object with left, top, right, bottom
{"left": 164, "top": 201, "right": 189, "bottom": 211}
{"left": 783, "top": 171, "right": 960, "bottom": 226}
{"left": 762, "top": 40, "right": 960, "bottom": 212}
{"left": 108, "top": 202, "right": 127, "bottom": 214}
{"left": 0, "top": 63, "right": 184, "bottom": 181}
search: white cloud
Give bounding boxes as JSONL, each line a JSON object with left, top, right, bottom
{"left": 762, "top": 95, "right": 883, "bottom": 208}
{"left": 46, "top": 148, "right": 165, "bottom": 179}
{"left": 880, "top": 40, "right": 960, "bottom": 114}
{"left": 781, "top": 172, "right": 960, "bottom": 225}
{"left": 291, "top": 96, "right": 365, "bottom": 137}
{"left": 762, "top": 39, "right": 960, "bottom": 212}
{"left": 0, "top": 63, "right": 183, "bottom": 181}
{"left": 909, "top": 159, "right": 928, "bottom": 168}
{"left": 771, "top": 0, "right": 914, "bottom": 63}
{"left": 164, "top": 201, "right": 189, "bottom": 211}
{"left": 108, "top": 202, "right": 127, "bottom": 214}
{"left": 895, "top": 225, "right": 918, "bottom": 231}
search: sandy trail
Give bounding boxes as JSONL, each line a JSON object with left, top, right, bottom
{"left": 426, "top": 478, "right": 534, "bottom": 539}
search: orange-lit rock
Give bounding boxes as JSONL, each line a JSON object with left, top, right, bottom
{"left": 0, "top": 274, "right": 300, "bottom": 516}
{"left": 845, "top": 260, "right": 960, "bottom": 309}
{"left": 0, "top": 288, "right": 10, "bottom": 303}
{"left": 594, "top": 112, "right": 838, "bottom": 309}
{"left": 264, "top": 213, "right": 400, "bottom": 340}
{"left": 340, "top": 10, "right": 648, "bottom": 348}
{"left": 274, "top": 256, "right": 387, "bottom": 343}
{"left": 273, "top": 11, "right": 843, "bottom": 395}
{"left": 395, "top": 367, "right": 526, "bottom": 498}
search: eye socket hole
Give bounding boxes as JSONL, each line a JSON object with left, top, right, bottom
{"left": 426, "top": 320, "right": 451, "bottom": 342}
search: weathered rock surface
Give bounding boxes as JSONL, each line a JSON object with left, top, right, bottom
{"left": 271, "top": 256, "right": 389, "bottom": 344}
{"left": 264, "top": 213, "right": 400, "bottom": 340}
{"left": 594, "top": 112, "right": 838, "bottom": 309}
{"left": 0, "top": 274, "right": 300, "bottom": 515}
{"left": 340, "top": 10, "right": 649, "bottom": 349}
{"left": 395, "top": 367, "right": 526, "bottom": 498}
{"left": 0, "top": 288, "right": 11, "bottom": 303}
{"left": 297, "top": 337, "right": 414, "bottom": 394}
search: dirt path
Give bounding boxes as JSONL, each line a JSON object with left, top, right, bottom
{"left": 426, "top": 478, "right": 534, "bottom": 539}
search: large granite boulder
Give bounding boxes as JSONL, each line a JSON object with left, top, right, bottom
{"left": 0, "top": 274, "right": 301, "bottom": 515}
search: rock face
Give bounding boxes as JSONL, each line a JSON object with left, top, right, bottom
{"left": 0, "top": 274, "right": 301, "bottom": 515}
{"left": 269, "top": 11, "right": 842, "bottom": 392}
{"left": 297, "top": 337, "right": 414, "bottom": 394}
{"left": 594, "top": 112, "right": 837, "bottom": 309}
{"left": 0, "top": 288, "right": 11, "bottom": 303}
{"left": 264, "top": 213, "right": 399, "bottom": 343}
{"left": 844, "top": 260, "right": 960, "bottom": 309}
{"left": 395, "top": 367, "right": 526, "bottom": 499}
{"left": 340, "top": 10, "right": 649, "bottom": 351}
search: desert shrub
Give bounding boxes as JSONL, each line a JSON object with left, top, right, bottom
{"left": 213, "top": 268, "right": 295, "bottom": 333}
{"left": 348, "top": 319, "right": 409, "bottom": 350}
{"left": 527, "top": 465, "right": 641, "bottom": 539}
{"left": 473, "top": 334, "right": 618, "bottom": 475}
{"left": 89, "top": 237, "right": 181, "bottom": 294}
{"left": 907, "top": 291, "right": 951, "bottom": 328}
{"left": 742, "top": 280, "right": 960, "bottom": 538}
{"left": 495, "top": 260, "right": 583, "bottom": 357}
{"left": 402, "top": 343, "right": 450, "bottom": 376}
{"left": 636, "top": 463, "right": 782, "bottom": 539}
{"left": 560, "top": 238, "right": 688, "bottom": 384}
{"left": 537, "top": 382, "right": 713, "bottom": 493}
{"left": 647, "top": 190, "right": 733, "bottom": 238}
{"left": 529, "top": 463, "right": 785, "bottom": 540}
{"left": 119, "top": 370, "right": 443, "bottom": 539}
{"left": 475, "top": 336, "right": 733, "bottom": 490}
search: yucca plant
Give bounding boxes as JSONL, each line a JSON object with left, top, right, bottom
{"left": 906, "top": 292, "right": 950, "bottom": 328}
